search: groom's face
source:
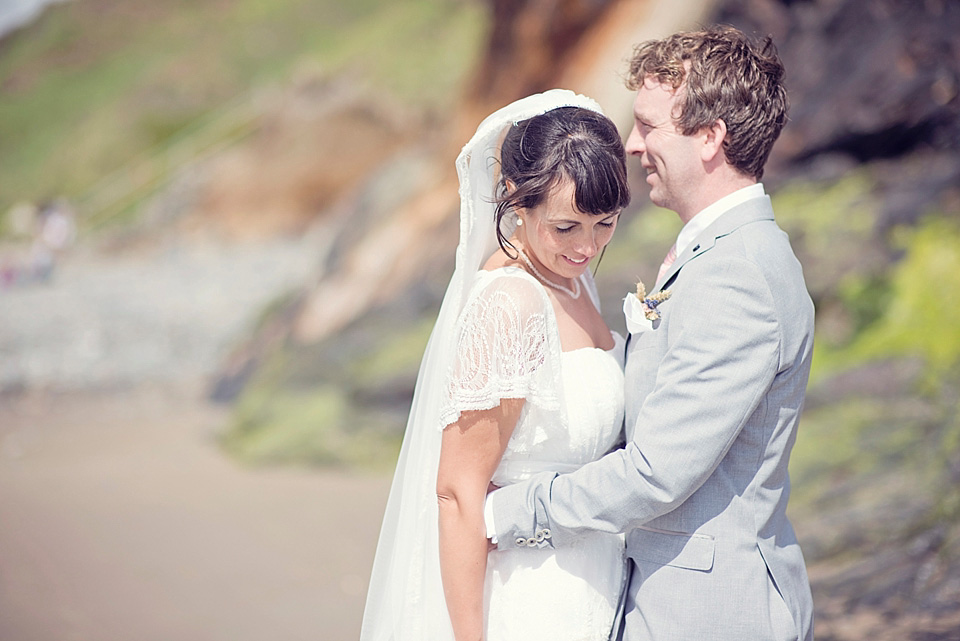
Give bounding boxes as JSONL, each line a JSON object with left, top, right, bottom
{"left": 625, "top": 76, "right": 703, "bottom": 218}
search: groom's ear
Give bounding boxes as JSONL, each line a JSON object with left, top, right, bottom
{"left": 700, "top": 118, "right": 727, "bottom": 164}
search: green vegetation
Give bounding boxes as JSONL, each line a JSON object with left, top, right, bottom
{"left": 772, "top": 170, "right": 876, "bottom": 240}
{"left": 348, "top": 316, "right": 436, "bottom": 388}
{"left": 316, "top": 1, "right": 485, "bottom": 107}
{"left": 224, "top": 383, "right": 403, "bottom": 469}
{"left": 807, "top": 214, "right": 960, "bottom": 382}
{"left": 788, "top": 213, "right": 960, "bottom": 584}
{"left": 771, "top": 171, "right": 885, "bottom": 311}
{"left": 0, "top": 0, "right": 486, "bottom": 229}
{"left": 601, "top": 204, "right": 681, "bottom": 277}
{"left": 220, "top": 306, "right": 436, "bottom": 470}
{"left": 844, "top": 218, "right": 960, "bottom": 381}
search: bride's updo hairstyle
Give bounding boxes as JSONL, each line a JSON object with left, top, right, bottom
{"left": 494, "top": 106, "right": 630, "bottom": 258}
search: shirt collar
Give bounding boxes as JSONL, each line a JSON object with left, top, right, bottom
{"left": 675, "top": 183, "right": 766, "bottom": 257}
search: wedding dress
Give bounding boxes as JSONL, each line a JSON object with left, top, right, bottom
{"left": 446, "top": 267, "right": 626, "bottom": 641}
{"left": 360, "top": 89, "right": 625, "bottom": 641}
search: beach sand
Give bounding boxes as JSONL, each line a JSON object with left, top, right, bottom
{"left": 0, "top": 385, "right": 391, "bottom": 641}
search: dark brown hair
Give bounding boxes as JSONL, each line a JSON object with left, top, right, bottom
{"left": 627, "top": 25, "right": 788, "bottom": 179}
{"left": 494, "top": 106, "right": 631, "bottom": 257}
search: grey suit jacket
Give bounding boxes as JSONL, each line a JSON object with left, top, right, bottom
{"left": 491, "top": 196, "right": 815, "bottom": 641}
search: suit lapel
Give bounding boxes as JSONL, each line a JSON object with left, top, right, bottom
{"left": 653, "top": 196, "right": 776, "bottom": 294}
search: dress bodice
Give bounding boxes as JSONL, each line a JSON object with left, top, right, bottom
{"left": 492, "top": 333, "right": 625, "bottom": 486}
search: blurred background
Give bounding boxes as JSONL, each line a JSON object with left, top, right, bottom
{"left": 0, "top": 0, "right": 958, "bottom": 639}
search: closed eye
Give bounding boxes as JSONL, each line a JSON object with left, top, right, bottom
{"left": 599, "top": 213, "right": 620, "bottom": 228}
{"left": 635, "top": 119, "right": 655, "bottom": 134}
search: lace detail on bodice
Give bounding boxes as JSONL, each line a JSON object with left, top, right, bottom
{"left": 439, "top": 267, "right": 624, "bottom": 484}
{"left": 439, "top": 268, "right": 563, "bottom": 432}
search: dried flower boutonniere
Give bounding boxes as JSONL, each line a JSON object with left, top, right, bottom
{"left": 635, "top": 280, "right": 671, "bottom": 321}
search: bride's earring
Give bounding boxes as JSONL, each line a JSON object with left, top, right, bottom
{"left": 516, "top": 217, "right": 523, "bottom": 226}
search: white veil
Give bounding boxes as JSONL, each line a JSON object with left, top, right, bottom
{"left": 359, "top": 89, "right": 606, "bottom": 641}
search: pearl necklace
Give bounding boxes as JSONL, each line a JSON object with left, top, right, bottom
{"left": 518, "top": 250, "right": 581, "bottom": 299}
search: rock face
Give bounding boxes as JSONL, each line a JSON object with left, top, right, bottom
{"left": 714, "top": 0, "right": 960, "bottom": 226}
{"left": 461, "top": 0, "right": 620, "bottom": 125}
{"left": 185, "top": 77, "right": 415, "bottom": 240}
{"left": 470, "top": 0, "right": 617, "bottom": 97}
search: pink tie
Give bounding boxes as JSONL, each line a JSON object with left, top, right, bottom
{"left": 657, "top": 243, "right": 677, "bottom": 283}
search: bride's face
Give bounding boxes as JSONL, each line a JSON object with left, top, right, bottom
{"left": 518, "top": 179, "right": 620, "bottom": 284}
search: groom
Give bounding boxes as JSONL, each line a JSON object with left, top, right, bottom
{"left": 486, "top": 25, "right": 815, "bottom": 641}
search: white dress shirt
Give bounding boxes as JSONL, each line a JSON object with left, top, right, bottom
{"left": 674, "top": 183, "right": 766, "bottom": 258}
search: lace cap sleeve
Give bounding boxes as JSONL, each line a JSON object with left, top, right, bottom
{"left": 438, "top": 269, "right": 562, "bottom": 430}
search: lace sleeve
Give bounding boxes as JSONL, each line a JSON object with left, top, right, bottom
{"left": 438, "top": 270, "right": 562, "bottom": 430}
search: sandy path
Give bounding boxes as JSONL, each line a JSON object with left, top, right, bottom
{"left": 0, "top": 385, "right": 391, "bottom": 641}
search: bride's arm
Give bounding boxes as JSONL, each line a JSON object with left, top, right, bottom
{"left": 437, "top": 399, "right": 524, "bottom": 641}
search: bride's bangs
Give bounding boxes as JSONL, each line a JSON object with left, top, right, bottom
{"left": 570, "top": 152, "right": 631, "bottom": 217}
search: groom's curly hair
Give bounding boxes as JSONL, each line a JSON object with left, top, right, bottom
{"left": 627, "top": 25, "right": 788, "bottom": 180}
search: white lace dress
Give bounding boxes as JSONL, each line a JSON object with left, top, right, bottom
{"left": 440, "top": 266, "right": 626, "bottom": 641}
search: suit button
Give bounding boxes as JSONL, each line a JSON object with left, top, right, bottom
{"left": 515, "top": 537, "right": 526, "bottom": 547}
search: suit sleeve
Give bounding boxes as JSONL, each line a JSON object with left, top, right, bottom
{"left": 491, "top": 254, "right": 782, "bottom": 548}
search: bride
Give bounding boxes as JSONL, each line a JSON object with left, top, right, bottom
{"left": 360, "top": 89, "right": 631, "bottom": 641}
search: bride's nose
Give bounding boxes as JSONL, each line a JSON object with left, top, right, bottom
{"left": 575, "top": 232, "right": 599, "bottom": 259}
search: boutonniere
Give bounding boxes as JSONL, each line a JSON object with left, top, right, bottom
{"left": 635, "top": 280, "right": 671, "bottom": 321}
